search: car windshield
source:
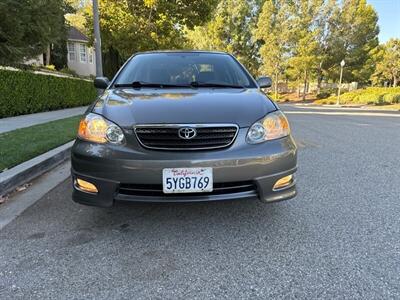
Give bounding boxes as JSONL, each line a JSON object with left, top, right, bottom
{"left": 114, "top": 52, "right": 256, "bottom": 88}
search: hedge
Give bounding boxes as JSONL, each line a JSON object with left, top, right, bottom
{"left": 315, "top": 87, "right": 400, "bottom": 105}
{"left": 0, "top": 69, "right": 97, "bottom": 118}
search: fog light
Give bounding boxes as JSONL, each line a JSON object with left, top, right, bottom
{"left": 273, "top": 175, "right": 293, "bottom": 190}
{"left": 75, "top": 178, "right": 98, "bottom": 193}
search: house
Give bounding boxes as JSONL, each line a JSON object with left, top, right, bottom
{"left": 23, "top": 27, "right": 96, "bottom": 77}
{"left": 66, "top": 27, "right": 96, "bottom": 77}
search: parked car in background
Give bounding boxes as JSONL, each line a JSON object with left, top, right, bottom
{"left": 71, "top": 51, "right": 297, "bottom": 207}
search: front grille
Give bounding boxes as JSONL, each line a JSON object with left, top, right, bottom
{"left": 134, "top": 125, "right": 238, "bottom": 150}
{"left": 118, "top": 181, "right": 256, "bottom": 197}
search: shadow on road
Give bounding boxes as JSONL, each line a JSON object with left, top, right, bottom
{"left": 72, "top": 186, "right": 295, "bottom": 239}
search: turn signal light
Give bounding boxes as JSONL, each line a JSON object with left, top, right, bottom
{"left": 273, "top": 175, "right": 293, "bottom": 190}
{"left": 78, "top": 115, "right": 108, "bottom": 143}
{"left": 75, "top": 178, "right": 98, "bottom": 193}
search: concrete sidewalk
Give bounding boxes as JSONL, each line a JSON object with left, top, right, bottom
{"left": 0, "top": 106, "right": 87, "bottom": 134}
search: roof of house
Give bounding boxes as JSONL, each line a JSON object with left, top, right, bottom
{"left": 68, "top": 27, "right": 89, "bottom": 42}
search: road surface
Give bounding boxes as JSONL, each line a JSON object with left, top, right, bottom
{"left": 1, "top": 104, "right": 399, "bottom": 299}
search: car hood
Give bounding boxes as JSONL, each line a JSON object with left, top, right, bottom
{"left": 92, "top": 88, "right": 277, "bottom": 128}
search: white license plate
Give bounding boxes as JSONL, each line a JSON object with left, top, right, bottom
{"left": 162, "top": 168, "right": 213, "bottom": 193}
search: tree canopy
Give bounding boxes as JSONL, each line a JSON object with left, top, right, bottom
{"left": 254, "top": 0, "right": 291, "bottom": 96}
{"left": 371, "top": 39, "right": 400, "bottom": 87}
{"left": 186, "top": 0, "right": 262, "bottom": 75}
{"left": 87, "top": 0, "right": 381, "bottom": 85}
{"left": 87, "top": 0, "right": 218, "bottom": 57}
{"left": 0, "top": 0, "right": 71, "bottom": 65}
{"left": 83, "top": 0, "right": 218, "bottom": 76}
{"left": 324, "top": 0, "right": 379, "bottom": 83}
{"left": 254, "top": 0, "right": 380, "bottom": 97}
{"left": 1, "top": 0, "right": 390, "bottom": 88}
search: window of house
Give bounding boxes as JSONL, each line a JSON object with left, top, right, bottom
{"left": 67, "top": 42, "right": 75, "bottom": 61}
{"left": 79, "top": 44, "right": 87, "bottom": 62}
{"left": 88, "top": 48, "right": 93, "bottom": 64}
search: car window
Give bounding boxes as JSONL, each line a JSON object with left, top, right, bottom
{"left": 114, "top": 53, "right": 256, "bottom": 88}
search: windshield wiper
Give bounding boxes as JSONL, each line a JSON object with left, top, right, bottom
{"left": 114, "top": 81, "right": 245, "bottom": 89}
{"left": 114, "top": 81, "right": 191, "bottom": 88}
{"left": 189, "top": 81, "right": 244, "bottom": 89}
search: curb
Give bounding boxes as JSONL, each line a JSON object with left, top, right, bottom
{"left": 0, "top": 140, "right": 74, "bottom": 197}
{"left": 0, "top": 161, "right": 71, "bottom": 231}
{"left": 281, "top": 103, "right": 400, "bottom": 114}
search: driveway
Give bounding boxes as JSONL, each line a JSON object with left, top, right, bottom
{"left": 0, "top": 105, "right": 399, "bottom": 299}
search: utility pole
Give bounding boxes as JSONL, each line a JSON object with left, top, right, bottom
{"left": 93, "top": 0, "right": 103, "bottom": 77}
{"left": 336, "top": 59, "right": 345, "bottom": 106}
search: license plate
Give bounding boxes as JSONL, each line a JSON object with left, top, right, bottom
{"left": 162, "top": 168, "right": 213, "bottom": 193}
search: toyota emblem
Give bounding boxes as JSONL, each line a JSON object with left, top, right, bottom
{"left": 178, "top": 127, "right": 197, "bottom": 140}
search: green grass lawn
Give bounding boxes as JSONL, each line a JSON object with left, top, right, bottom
{"left": 0, "top": 115, "right": 82, "bottom": 171}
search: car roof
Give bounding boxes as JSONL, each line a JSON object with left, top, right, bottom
{"left": 134, "top": 50, "right": 230, "bottom": 56}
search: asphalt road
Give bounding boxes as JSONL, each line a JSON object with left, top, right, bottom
{"left": 1, "top": 105, "right": 399, "bottom": 299}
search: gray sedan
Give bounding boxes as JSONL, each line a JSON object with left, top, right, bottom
{"left": 71, "top": 51, "right": 297, "bottom": 207}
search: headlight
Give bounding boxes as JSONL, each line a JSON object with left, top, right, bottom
{"left": 78, "top": 113, "right": 125, "bottom": 144}
{"left": 246, "top": 110, "right": 290, "bottom": 144}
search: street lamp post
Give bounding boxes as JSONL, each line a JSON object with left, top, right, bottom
{"left": 336, "top": 59, "right": 345, "bottom": 106}
{"left": 93, "top": 0, "right": 103, "bottom": 78}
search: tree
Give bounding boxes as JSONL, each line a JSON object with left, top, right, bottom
{"left": 50, "top": 34, "right": 69, "bottom": 70}
{"left": 324, "top": 0, "right": 379, "bottom": 83}
{"left": 314, "top": 0, "right": 338, "bottom": 94}
{"left": 88, "top": 0, "right": 219, "bottom": 56}
{"left": 186, "top": 0, "right": 262, "bottom": 75}
{"left": 371, "top": 39, "right": 400, "bottom": 87}
{"left": 286, "top": 0, "right": 325, "bottom": 101}
{"left": 85, "top": 0, "right": 218, "bottom": 77}
{"left": 0, "top": 0, "right": 71, "bottom": 65}
{"left": 254, "top": 0, "right": 292, "bottom": 98}
{"left": 65, "top": 0, "right": 92, "bottom": 34}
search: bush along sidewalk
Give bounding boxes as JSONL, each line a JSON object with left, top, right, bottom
{"left": 0, "top": 116, "right": 81, "bottom": 171}
{"left": 0, "top": 69, "right": 97, "bottom": 118}
{"left": 314, "top": 87, "right": 400, "bottom": 105}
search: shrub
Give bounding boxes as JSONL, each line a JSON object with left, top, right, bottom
{"left": 356, "top": 93, "right": 386, "bottom": 104}
{"left": 314, "top": 98, "right": 336, "bottom": 105}
{"left": 0, "top": 69, "right": 97, "bottom": 118}
{"left": 44, "top": 65, "right": 56, "bottom": 71}
{"left": 59, "top": 67, "right": 79, "bottom": 77}
{"left": 316, "top": 92, "right": 331, "bottom": 99}
{"left": 382, "top": 93, "right": 400, "bottom": 104}
{"left": 316, "top": 88, "right": 336, "bottom": 99}
{"left": 317, "top": 87, "right": 400, "bottom": 106}
{"left": 340, "top": 92, "right": 358, "bottom": 103}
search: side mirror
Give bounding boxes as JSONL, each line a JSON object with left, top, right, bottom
{"left": 257, "top": 76, "right": 272, "bottom": 88}
{"left": 94, "top": 77, "right": 110, "bottom": 89}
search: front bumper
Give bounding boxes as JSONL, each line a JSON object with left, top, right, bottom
{"left": 71, "top": 132, "right": 297, "bottom": 207}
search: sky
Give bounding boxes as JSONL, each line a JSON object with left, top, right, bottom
{"left": 367, "top": 0, "right": 400, "bottom": 43}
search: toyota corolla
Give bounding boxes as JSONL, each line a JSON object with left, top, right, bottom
{"left": 71, "top": 51, "right": 297, "bottom": 207}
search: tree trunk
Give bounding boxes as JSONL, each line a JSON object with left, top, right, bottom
{"left": 317, "top": 66, "right": 322, "bottom": 95}
{"left": 302, "top": 69, "right": 308, "bottom": 102}
{"left": 45, "top": 45, "right": 51, "bottom": 65}
{"left": 393, "top": 74, "right": 398, "bottom": 87}
{"left": 274, "top": 71, "right": 278, "bottom": 100}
